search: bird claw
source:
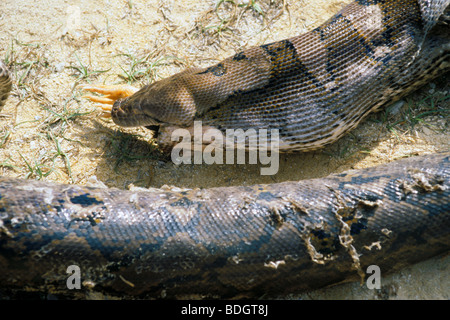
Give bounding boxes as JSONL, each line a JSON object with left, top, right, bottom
{"left": 81, "top": 84, "right": 139, "bottom": 116}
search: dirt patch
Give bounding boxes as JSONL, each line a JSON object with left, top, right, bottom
{"left": 0, "top": 0, "right": 449, "bottom": 299}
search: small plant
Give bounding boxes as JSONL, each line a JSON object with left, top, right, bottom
{"left": 116, "top": 52, "right": 178, "bottom": 84}
{"left": 19, "top": 151, "right": 55, "bottom": 180}
{"left": 68, "top": 53, "right": 110, "bottom": 82}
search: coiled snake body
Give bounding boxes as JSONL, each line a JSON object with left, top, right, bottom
{"left": 0, "top": 0, "right": 449, "bottom": 299}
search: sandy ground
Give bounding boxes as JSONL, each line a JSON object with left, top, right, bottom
{"left": 0, "top": 0, "right": 448, "bottom": 299}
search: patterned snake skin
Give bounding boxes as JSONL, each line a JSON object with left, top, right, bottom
{"left": 110, "top": 0, "right": 450, "bottom": 152}
{"left": 0, "top": 0, "right": 449, "bottom": 299}
{"left": 0, "top": 61, "right": 11, "bottom": 111}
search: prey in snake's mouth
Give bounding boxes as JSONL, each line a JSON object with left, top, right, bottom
{"left": 82, "top": 84, "right": 140, "bottom": 122}
{"left": 82, "top": 84, "right": 165, "bottom": 136}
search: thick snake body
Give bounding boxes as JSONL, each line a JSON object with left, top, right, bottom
{"left": 0, "top": 153, "right": 449, "bottom": 299}
{"left": 0, "top": 0, "right": 450, "bottom": 299}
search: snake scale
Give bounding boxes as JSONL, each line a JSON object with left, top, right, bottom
{"left": 0, "top": 0, "right": 449, "bottom": 299}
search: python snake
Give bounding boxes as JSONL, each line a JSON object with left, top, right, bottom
{"left": 0, "top": 0, "right": 449, "bottom": 299}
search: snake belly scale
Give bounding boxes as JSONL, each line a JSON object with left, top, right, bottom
{"left": 0, "top": 0, "right": 449, "bottom": 299}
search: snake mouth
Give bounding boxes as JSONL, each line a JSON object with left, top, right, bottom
{"left": 111, "top": 97, "right": 161, "bottom": 137}
{"left": 111, "top": 98, "right": 164, "bottom": 127}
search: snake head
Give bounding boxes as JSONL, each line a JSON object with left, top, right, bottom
{"left": 111, "top": 68, "right": 203, "bottom": 128}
